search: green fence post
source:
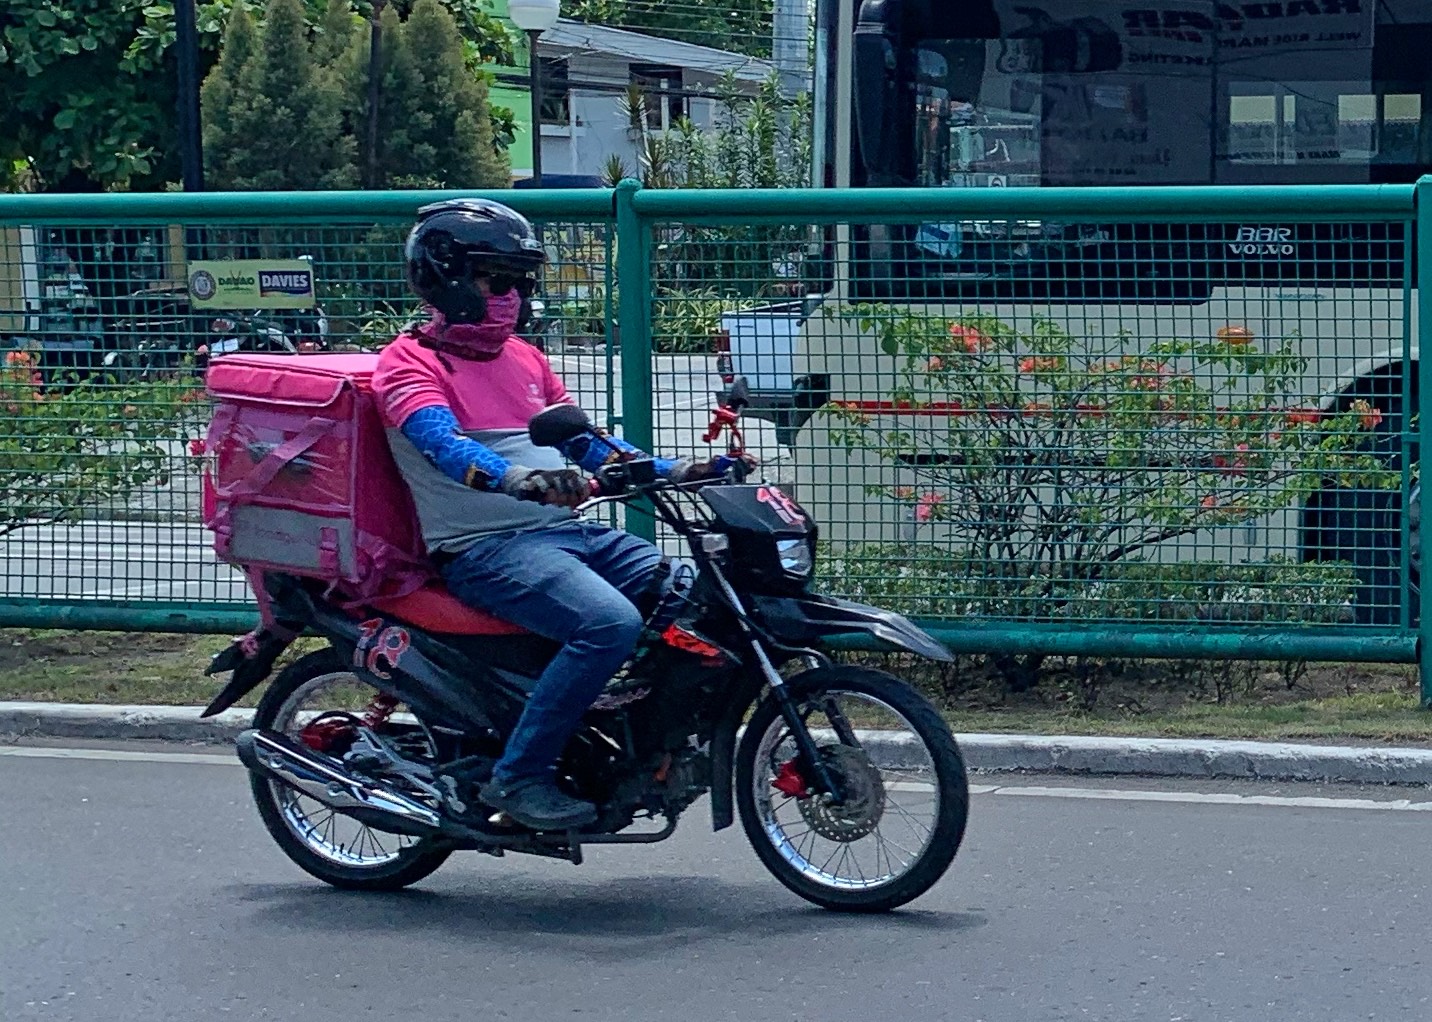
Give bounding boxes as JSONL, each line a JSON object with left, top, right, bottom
{"left": 615, "top": 178, "right": 656, "bottom": 543}
{"left": 1418, "top": 176, "right": 1432, "bottom": 706}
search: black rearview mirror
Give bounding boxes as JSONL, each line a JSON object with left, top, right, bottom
{"left": 726, "top": 376, "right": 750, "bottom": 413}
{"left": 529, "top": 403, "right": 593, "bottom": 448}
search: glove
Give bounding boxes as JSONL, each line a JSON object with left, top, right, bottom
{"left": 500, "top": 467, "right": 589, "bottom": 508}
{"left": 668, "top": 453, "right": 759, "bottom": 483}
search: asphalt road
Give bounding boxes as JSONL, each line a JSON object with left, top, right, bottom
{"left": 4, "top": 741, "right": 1432, "bottom": 1022}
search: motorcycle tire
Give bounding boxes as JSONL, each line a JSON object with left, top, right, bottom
{"left": 735, "top": 665, "right": 969, "bottom": 912}
{"left": 248, "top": 648, "right": 452, "bottom": 891}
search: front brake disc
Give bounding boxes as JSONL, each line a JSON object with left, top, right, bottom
{"left": 798, "top": 744, "right": 886, "bottom": 842}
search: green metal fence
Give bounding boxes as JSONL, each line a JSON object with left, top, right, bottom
{"left": 0, "top": 183, "right": 1427, "bottom": 700}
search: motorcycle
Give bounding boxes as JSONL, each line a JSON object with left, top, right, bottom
{"left": 102, "top": 305, "right": 331, "bottom": 380}
{"left": 202, "top": 379, "right": 969, "bottom": 912}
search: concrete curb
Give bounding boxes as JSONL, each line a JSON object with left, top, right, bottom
{"left": 5, "top": 702, "right": 1432, "bottom": 787}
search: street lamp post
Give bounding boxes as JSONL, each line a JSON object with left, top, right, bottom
{"left": 508, "top": 0, "right": 561, "bottom": 189}
{"left": 175, "top": 0, "right": 204, "bottom": 192}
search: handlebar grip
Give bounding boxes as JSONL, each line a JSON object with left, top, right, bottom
{"left": 588, "top": 476, "right": 603, "bottom": 497}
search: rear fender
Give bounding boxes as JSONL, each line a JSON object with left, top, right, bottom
{"left": 201, "top": 626, "right": 298, "bottom": 718}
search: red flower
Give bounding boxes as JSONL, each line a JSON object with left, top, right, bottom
{"left": 1200, "top": 495, "right": 1217, "bottom": 509}
{"left": 948, "top": 324, "right": 989, "bottom": 354}
{"left": 914, "top": 492, "right": 946, "bottom": 522}
{"left": 1285, "top": 409, "right": 1322, "bottom": 426}
{"left": 1213, "top": 443, "right": 1250, "bottom": 476}
{"left": 188, "top": 439, "right": 206, "bottom": 458}
{"left": 927, "top": 356, "right": 945, "bottom": 372}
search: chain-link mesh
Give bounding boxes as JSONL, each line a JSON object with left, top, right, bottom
{"left": 0, "top": 207, "right": 616, "bottom": 616}
{"left": 0, "top": 186, "right": 1421, "bottom": 649}
{"left": 646, "top": 205, "right": 1418, "bottom": 633}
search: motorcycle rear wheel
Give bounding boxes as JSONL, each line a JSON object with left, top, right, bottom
{"left": 735, "top": 665, "right": 969, "bottom": 912}
{"left": 249, "top": 648, "right": 452, "bottom": 891}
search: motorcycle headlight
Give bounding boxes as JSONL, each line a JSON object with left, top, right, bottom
{"left": 776, "top": 538, "right": 813, "bottom": 578}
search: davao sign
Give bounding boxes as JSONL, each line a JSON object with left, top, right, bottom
{"left": 187, "top": 259, "right": 316, "bottom": 309}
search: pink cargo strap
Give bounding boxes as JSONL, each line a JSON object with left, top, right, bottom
{"left": 224, "top": 416, "right": 337, "bottom": 499}
{"left": 205, "top": 404, "right": 239, "bottom": 450}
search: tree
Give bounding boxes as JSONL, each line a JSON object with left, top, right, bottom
{"left": 380, "top": 0, "right": 508, "bottom": 188}
{"left": 201, "top": 0, "right": 357, "bottom": 190}
{"left": 0, "top": 0, "right": 172, "bottom": 191}
{"left": 2, "top": 0, "right": 508, "bottom": 191}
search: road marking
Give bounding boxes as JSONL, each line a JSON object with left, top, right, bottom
{"left": 974, "top": 784, "right": 1432, "bottom": 812}
{"left": 0, "top": 746, "right": 236, "bottom": 767}
{"left": 5, "top": 747, "right": 1432, "bottom": 811}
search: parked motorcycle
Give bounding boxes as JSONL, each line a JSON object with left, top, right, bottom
{"left": 103, "top": 305, "right": 330, "bottom": 380}
{"left": 202, "top": 380, "right": 969, "bottom": 912}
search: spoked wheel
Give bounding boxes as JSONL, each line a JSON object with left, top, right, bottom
{"left": 736, "top": 666, "right": 969, "bottom": 912}
{"left": 249, "top": 649, "right": 451, "bottom": 890}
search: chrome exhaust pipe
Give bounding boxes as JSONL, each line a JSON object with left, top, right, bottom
{"left": 236, "top": 729, "right": 443, "bottom": 836}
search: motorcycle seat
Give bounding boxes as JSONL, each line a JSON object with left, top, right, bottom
{"left": 367, "top": 584, "right": 529, "bottom": 637}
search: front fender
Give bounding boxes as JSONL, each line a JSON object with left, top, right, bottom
{"left": 707, "top": 668, "right": 769, "bottom": 833}
{"left": 751, "top": 593, "right": 954, "bottom": 663}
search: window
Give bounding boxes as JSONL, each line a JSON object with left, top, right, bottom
{"left": 1224, "top": 84, "right": 1423, "bottom": 167}
{"left": 539, "top": 57, "right": 571, "bottom": 126}
{"left": 630, "top": 64, "right": 685, "bottom": 132}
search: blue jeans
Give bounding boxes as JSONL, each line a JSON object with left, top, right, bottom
{"left": 440, "top": 520, "right": 663, "bottom": 789}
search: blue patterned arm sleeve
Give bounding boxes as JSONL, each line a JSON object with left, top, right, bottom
{"left": 400, "top": 405, "right": 513, "bottom": 490}
{"left": 558, "top": 431, "right": 679, "bottom": 477}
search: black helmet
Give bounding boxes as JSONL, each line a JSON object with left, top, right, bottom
{"left": 404, "top": 199, "right": 546, "bottom": 325}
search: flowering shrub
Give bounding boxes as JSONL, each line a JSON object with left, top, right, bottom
{"left": 0, "top": 351, "right": 203, "bottom": 536}
{"left": 827, "top": 308, "right": 1398, "bottom": 620}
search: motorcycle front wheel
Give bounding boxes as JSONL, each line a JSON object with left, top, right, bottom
{"left": 735, "top": 665, "right": 969, "bottom": 913}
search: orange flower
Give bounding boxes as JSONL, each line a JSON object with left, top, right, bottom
{"left": 948, "top": 324, "right": 989, "bottom": 354}
{"left": 1217, "top": 325, "right": 1255, "bottom": 346}
{"left": 4, "top": 350, "right": 32, "bottom": 367}
{"left": 1349, "top": 398, "right": 1383, "bottom": 430}
{"left": 1200, "top": 495, "right": 1217, "bottom": 509}
{"left": 1022, "top": 401, "right": 1052, "bottom": 416}
{"left": 1285, "top": 409, "right": 1322, "bottom": 426}
{"left": 1018, "top": 356, "right": 1060, "bottom": 373}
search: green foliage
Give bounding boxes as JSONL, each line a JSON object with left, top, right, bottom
{"left": 0, "top": 351, "right": 201, "bottom": 534}
{"left": 633, "top": 73, "right": 812, "bottom": 331}
{"left": 202, "top": 0, "right": 507, "bottom": 190}
{"left": 828, "top": 308, "right": 1400, "bottom": 621}
{"left": 0, "top": 0, "right": 169, "bottom": 190}
{"left": 201, "top": 0, "right": 357, "bottom": 190}
{"left": 2, "top": 0, "right": 509, "bottom": 191}
{"left": 822, "top": 544, "right": 1361, "bottom": 626}
{"left": 370, "top": 0, "right": 509, "bottom": 188}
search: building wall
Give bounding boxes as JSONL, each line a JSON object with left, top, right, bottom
{"left": 542, "top": 53, "right": 758, "bottom": 181}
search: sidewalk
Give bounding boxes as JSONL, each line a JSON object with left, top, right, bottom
{"left": 7, "top": 700, "right": 1432, "bottom": 786}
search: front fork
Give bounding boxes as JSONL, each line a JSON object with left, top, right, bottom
{"left": 708, "top": 566, "right": 846, "bottom": 801}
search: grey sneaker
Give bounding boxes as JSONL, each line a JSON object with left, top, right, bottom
{"left": 483, "top": 778, "right": 597, "bottom": 831}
